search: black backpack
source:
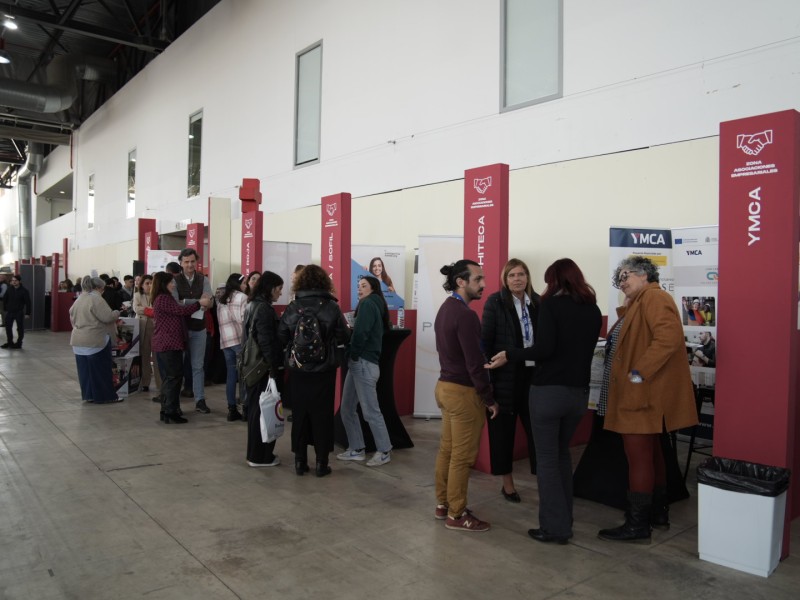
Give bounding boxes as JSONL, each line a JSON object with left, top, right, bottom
{"left": 289, "top": 305, "right": 326, "bottom": 368}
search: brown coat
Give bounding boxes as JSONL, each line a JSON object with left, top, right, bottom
{"left": 604, "top": 282, "right": 698, "bottom": 434}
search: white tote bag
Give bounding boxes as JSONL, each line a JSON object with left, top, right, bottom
{"left": 259, "top": 377, "right": 285, "bottom": 443}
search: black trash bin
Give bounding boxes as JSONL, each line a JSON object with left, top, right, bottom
{"left": 697, "top": 456, "right": 790, "bottom": 577}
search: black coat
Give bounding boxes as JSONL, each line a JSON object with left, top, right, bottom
{"left": 277, "top": 290, "right": 350, "bottom": 373}
{"left": 481, "top": 288, "right": 540, "bottom": 413}
{"left": 244, "top": 297, "right": 283, "bottom": 375}
{"left": 4, "top": 284, "right": 31, "bottom": 314}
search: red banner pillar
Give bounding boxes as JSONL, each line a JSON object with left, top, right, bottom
{"left": 138, "top": 218, "right": 158, "bottom": 264}
{"left": 463, "top": 164, "right": 509, "bottom": 473}
{"left": 240, "top": 178, "right": 263, "bottom": 274}
{"left": 186, "top": 223, "right": 205, "bottom": 274}
{"left": 322, "top": 193, "right": 352, "bottom": 411}
{"left": 717, "top": 110, "right": 800, "bottom": 556}
{"left": 62, "top": 238, "right": 69, "bottom": 278}
{"left": 322, "top": 193, "right": 352, "bottom": 311}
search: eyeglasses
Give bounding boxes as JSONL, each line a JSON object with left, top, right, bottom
{"left": 612, "top": 269, "right": 643, "bottom": 288}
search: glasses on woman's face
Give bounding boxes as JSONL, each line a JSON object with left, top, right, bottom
{"left": 613, "top": 270, "right": 642, "bottom": 288}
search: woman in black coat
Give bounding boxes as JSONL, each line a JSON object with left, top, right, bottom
{"left": 278, "top": 265, "right": 350, "bottom": 477}
{"left": 481, "top": 258, "right": 539, "bottom": 502}
{"left": 244, "top": 271, "right": 285, "bottom": 468}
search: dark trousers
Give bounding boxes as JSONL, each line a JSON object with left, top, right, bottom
{"left": 529, "top": 385, "right": 588, "bottom": 538}
{"left": 74, "top": 341, "right": 116, "bottom": 403}
{"left": 158, "top": 350, "right": 184, "bottom": 415}
{"left": 245, "top": 377, "right": 278, "bottom": 464}
{"left": 4, "top": 311, "right": 24, "bottom": 344}
{"left": 487, "top": 398, "right": 536, "bottom": 475}
{"left": 288, "top": 370, "right": 336, "bottom": 462}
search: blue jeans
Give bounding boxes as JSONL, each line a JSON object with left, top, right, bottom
{"left": 222, "top": 344, "right": 241, "bottom": 408}
{"left": 340, "top": 358, "right": 392, "bottom": 453}
{"left": 187, "top": 329, "right": 206, "bottom": 401}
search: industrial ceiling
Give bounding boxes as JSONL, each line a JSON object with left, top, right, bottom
{"left": 0, "top": 0, "right": 221, "bottom": 192}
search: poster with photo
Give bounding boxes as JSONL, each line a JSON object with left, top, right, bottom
{"left": 113, "top": 355, "right": 141, "bottom": 398}
{"left": 350, "top": 245, "right": 406, "bottom": 310}
{"left": 112, "top": 317, "right": 139, "bottom": 358}
{"left": 146, "top": 249, "right": 181, "bottom": 275}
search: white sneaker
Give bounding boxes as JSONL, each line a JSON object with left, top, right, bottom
{"left": 366, "top": 451, "right": 391, "bottom": 467}
{"left": 336, "top": 448, "right": 366, "bottom": 461}
{"left": 247, "top": 456, "right": 281, "bottom": 467}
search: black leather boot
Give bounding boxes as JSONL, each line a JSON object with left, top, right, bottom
{"left": 315, "top": 458, "right": 332, "bottom": 478}
{"left": 598, "top": 492, "right": 652, "bottom": 543}
{"left": 295, "top": 456, "right": 309, "bottom": 476}
{"left": 651, "top": 486, "right": 670, "bottom": 530}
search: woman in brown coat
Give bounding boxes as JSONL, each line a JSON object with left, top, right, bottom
{"left": 597, "top": 257, "right": 697, "bottom": 543}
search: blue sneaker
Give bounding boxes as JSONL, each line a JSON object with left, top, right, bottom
{"left": 336, "top": 448, "right": 366, "bottom": 462}
{"left": 366, "top": 451, "right": 391, "bottom": 467}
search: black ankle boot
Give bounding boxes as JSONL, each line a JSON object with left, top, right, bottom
{"left": 315, "top": 459, "right": 331, "bottom": 477}
{"left": 651, "top": 486, "right": 670, "bottom": 530}
{"left": 598, "top": 491, "right": 652, "bottom": 543}
{"left": 295, "top": 457, "right": 309, "bottom": 476}
{"left": 163, "top": 413, "right": 188, "bottom": 424}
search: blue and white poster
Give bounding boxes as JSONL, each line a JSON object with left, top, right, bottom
{"left": 350, "top": 245, "right": 406, "bottom": 309}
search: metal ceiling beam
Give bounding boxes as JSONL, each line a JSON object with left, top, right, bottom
{"left": 0, "top": 1, "right": 169, "bottom": 53}
{"left": 0, "top": 126, "right": 71, "bottom": 146}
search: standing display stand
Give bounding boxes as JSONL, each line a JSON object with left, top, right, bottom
{"left": 335, "top": 328, "right": 414, "bottom": 451}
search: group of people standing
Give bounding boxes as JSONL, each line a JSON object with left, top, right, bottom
{"left": 433, "top": 255, "right": 696, "bottom": 544}
{"left": 66, "top": 254, "right": 396, "bottom": 478}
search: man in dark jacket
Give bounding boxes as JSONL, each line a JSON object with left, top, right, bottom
{"left": 3, "top": 274, "right": 32, "bottom": 349}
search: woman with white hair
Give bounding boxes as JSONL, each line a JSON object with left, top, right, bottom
{"left": 69, "top": 276, "right": 122, "bottom": 404}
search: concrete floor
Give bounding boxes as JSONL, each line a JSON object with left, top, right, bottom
{"left": 0, "top": 330, "right": 798, "bottom": 599}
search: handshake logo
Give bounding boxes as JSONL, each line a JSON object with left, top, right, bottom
{"left": 473, "top": 176, "right": 492, "bottom": 195}
{"left": 736, "top": 130, "right": 773, "bottom": 156}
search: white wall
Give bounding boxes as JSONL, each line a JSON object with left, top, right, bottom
{"left": 29, "top": 0, "right": 800, "bottom": 279}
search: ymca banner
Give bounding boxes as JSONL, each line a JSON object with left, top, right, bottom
{"left": 607, "top": 227, "right": 673, "bottom": 332}
{"left": 186, "top": 223, "right": 204, "bottom": 273}
{"left": 138, "top": 218, "right": 158, "bottom": 262}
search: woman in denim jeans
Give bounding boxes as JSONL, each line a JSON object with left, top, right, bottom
{"left": 337, "top": 276, "right": 394, "bottom": 467}
{"left": 217, "top": 273, "right": 248, "bottom": 422}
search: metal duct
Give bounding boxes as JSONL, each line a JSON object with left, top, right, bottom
{"left": 0, "top": 55, "right": 115, "bottom": 114}
{"left": 16, "top": 143, "right": 43, "bottom": 260}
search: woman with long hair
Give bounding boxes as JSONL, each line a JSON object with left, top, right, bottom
{"left": 369, "top": 257, "right": 395, "bottom": 293}
{"left": 151, "top": 271, "right": 211, "bottom": 424}
{"left": 69, "top": 276, "right": 122, "bottom": 404}
{"left": 244, "top": 271, "right": 285, "bottom": 467}
{"left": 241, "top": 271, "right": 261, "bottom": 298}
{"left": 278, "top": 264, "right": 350, "bottom": 477}
{"left": 133, "top": 274, "right": 160, "bottom": 393}
{"left": 337, "top": 275, "right": 394, "bottom": 466}
{"left": 481, "top": 258, "right": 540, "bottom": 502}
{"left": 488, "top": 259, "right": 601, "bottom": 544}
{"left": 217, "top": 273, "right": 249, "bottom": 421}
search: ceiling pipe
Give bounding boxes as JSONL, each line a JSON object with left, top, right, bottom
{"left": 16, "top": 143, "right": 43, "bottom": 260}
{"left": 0, "top": 54, "right": 115, "bottom": 114}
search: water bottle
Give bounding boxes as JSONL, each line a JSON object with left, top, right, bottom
{"left": 629, "top": 369, "right": 643, "bottom": 383}
{"left": 397, "top": 306, "right": 405, "bottom": 329}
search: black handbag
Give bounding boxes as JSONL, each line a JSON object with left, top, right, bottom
{"left": 237, "top": 312, "right": 269, "bottom": 387}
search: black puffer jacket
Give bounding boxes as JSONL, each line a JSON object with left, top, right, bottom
{"left": 481, "top": 288, "right": 540, "bottom": 413}
{"left": 244, "top": 296, "right": 283, "bottom": 375}
{"left": 277, "top": 290, "right": 350, "bottom": 373}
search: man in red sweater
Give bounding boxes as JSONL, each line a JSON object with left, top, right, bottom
{"left": 433, "top": 259, "right": 499, "bottom": 532}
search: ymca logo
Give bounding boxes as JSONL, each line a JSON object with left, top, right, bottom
{"left": 736, "top": 130, "right": 773, "bottom": 156}
{"left": 326, "top": 203, "right": 337, "bottom": 217}
{"left": 686, "top": 250, "right": 702, "bottom": 256}
{"left": 244, "top": 218, "right": 252, "bottom": 230}
{"left": 188, "top": 229, "right": 195, "bottom": 239}
{"left": 630, "top": 232, "right": 666, "bottom": 246}
{"left": 473, "top": 177, "right": 492, "bottom": 195}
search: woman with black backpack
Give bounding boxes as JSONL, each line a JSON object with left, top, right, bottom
{"left": 278, "top": 264, "right": 350, "bottom": 477}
